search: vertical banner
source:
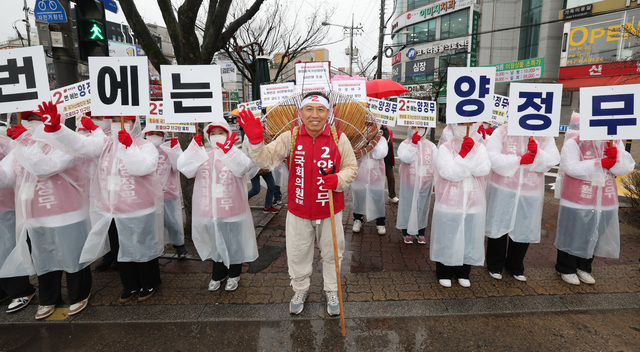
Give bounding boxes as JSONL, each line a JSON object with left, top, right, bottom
{"left": 368, "top": 97, "right": 397, "bottom": 127}
{"left": 396, "top": 98, "right": 437, "bottom": 128}
{"left": 89, "top": 56, "right": 150, "bottom": 116}
{"left": 445, "top": 67, "right": 496, "bottom": 124}
{"left": 0, "top": 46, "right": 50, "bottom": 112}
{"left": 579, "top": 84, "right": 640, "bottom": 141}
{"left": 507, "top": 83, "right": 562, "bottom": 137}
{"left": 332, "top": 80, "right": 368, "bottom": 102}
{"left": 491, "top": 94, "right": 509, "bottom": 126}
{"left": 160, "top": 65, "right": 223, "bottom": 123}
{"left": 50, "top": 80, "right": 91, "bottom": 121}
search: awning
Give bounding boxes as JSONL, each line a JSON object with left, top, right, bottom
{"left": 557, "top": 75, "right": 640, "bottom": 91}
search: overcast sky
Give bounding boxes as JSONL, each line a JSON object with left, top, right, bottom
{"left": 1, "top": 0, "right": 394, "bottom": 75}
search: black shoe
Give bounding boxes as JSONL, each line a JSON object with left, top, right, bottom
{"left": 96, "top": 255, "right": 114, "bottom": 271}
{"left": 119, "top": 289, "right": 138, "bottom": 303}
{"left": 174, "top": 245, "right": 188, "bottom": 259}
{"left": 138, "top": 287, "right": 156, "bottom": 302}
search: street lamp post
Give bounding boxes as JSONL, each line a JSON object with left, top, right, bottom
{"left": 322, "top": 17, "right": 363, "bottom": 76}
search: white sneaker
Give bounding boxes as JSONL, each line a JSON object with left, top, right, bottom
{"left": 289, "top": 291, "right": 308, "bottom": 315}
{"left": 225, "top": 277, "right": 240, "bottom": 291}
{"left": 352, "top": 219, "right": 363, "bottom": 233}
{"left": 458, "top": 278, "right": 471, "bottom": 287}
{"left": 208, "top": 279, "right": 221, "bottom": 291}
{"left": 489, "top": 271, "right": 503, "bottom": 280}
{"left": 325, "top": 291, "right": 340, "bottom": 316}
{"left": 438, "top": 279, "right": 452, "bottom": 288}
{"left": 512, "top": 274, "right": 527, "bottom": 282}
{"left": 576, "top": 269, "right": 595, "bottom": 284}
{"left": 560, "top": 273, "right": 580, "bottom": 285}
{"left": 389, "top": 197, "right": 399, "bottom": 204}
{"left": 376, "top": 225, "right": 386, "bottom": 235}
{"left": 6, "top": 294, "right": 34, "bottom": 313}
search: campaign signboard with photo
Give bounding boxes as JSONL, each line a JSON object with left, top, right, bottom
{"left": 491, "top": 94, "right": 509, "bottom": 126}
{"left": 146, "top": 101, "right": 196, "bottom": 133}
{"left": 446, "top": 67, "right": 496, "bottom": 124}
{"left": 579, "top": 84, "right": 640, "bottom": 141}
{"left": 332, "top": 80, "right": 367, "bottom": 102}
{"left": 50, "top": 80, "right": 91, "bottom": 121}
{"left": 368, "top": 97, "right": 397, "bottom": 127}
{"left": 507, "top": 83, "right": 562, "bottom": 137}
{"left": 397, "top": 98, "right": 437, "bottom": 128}
{"left": 89, "top": 56, "right": 150, "bottom": 116}
{"left": 160, "top": 65, "right": 223, "bottom": 123}
{"left": 238, "top": 100, "right": 262, "bottom": 117}
{"left": 261, "top": 82, "right": 295, "bottom": 108}
{"left": 0, "top": 46, "right": 50, "bottom": 112}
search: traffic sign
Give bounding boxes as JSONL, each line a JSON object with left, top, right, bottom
{"left": 99, "top": 0, "right": 118, "bottom": 14}
{"left": 34, "top": 0, "right": 67, "bottom": 23}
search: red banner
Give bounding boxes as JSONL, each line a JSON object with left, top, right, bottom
{"left": 559, "top": 61, "right": 640, "bottom": 79}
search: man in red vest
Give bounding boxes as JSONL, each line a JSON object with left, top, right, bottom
{"left": 239, "top": 91, "right": 358, "bottom": 316}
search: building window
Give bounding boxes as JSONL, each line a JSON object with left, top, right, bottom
{"left": 412, "top": 19, "right": 436, "bottom": 44}
{"left": 408, "top": 0, "right": 439, "bottom": 10}
{"left": 439, "top": 53, "right": 467, "bottom": 77}
{"left": 518, "top": 0, "right": 542, "bottom": 60}
{"left": 440, "top": 9, "right": 470, "bottom": 40}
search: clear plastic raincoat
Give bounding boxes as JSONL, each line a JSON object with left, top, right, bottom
{"left": 0, "top": 135, "right": 17, "bottom": 278}
{"left": 177, "top": 120, "right": 258, "bottom": 267}
{"left": 554, "top": 114, "right": 635, "bottom": 259}
{"left": 485, "top": 124, "right": 560, "bottom": 242}
{"left": 430, "top": 126, "right": 491, "bottom": 266}
{"left": 351, "top": 138, "right": 388, "bottom": 220}
{"left": 396, "top": 128, "right": 437, "bottom": 236}
{"left": 32, "top": 118, "right": 164, "bottom": 264}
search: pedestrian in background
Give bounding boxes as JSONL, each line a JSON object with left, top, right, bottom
{"left": 380, "top": 125, "right": 399, "bottom": 204}
{"left": 351, "top": 136, "right": 389, "bottom": 235}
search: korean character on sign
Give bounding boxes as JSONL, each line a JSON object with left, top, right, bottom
{"left": 501, "top": 97, "right": 509, "bottom": 109}
{"left": 0, "top": 57, "right": 38, "bottom": 103}
{"left": 453, "top": 74, "right": 491, "bottom": 117}
{"left": 589, "top": 93, "right": 636, "bottom": 135}
{"left": 517, "top": 90, "right": 554, "bottom": 131}
{"left": 494, "top": 96, "right": 502, "bottom": 108}
{"left": 78, "top": 83, "right": 88, "bottom": 97}
{"left": 169, "top": 72, "right": 213, "bottom": 114}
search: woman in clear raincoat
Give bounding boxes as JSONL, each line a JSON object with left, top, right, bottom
{"left": 484, "top": 124, "right": 560, "bottom": 281}
{"left": 430, "top": 123, "right": 491, "bottom": 288}
{"left": 178, "top": 119, "right": 258, "bottom": 292}
{"left": 351, "top": 136, "right": 389, "bottom": 235}
{"left": 396, "top": 127, "right": 436, "bottom": 245}
{"left": 0, "top": 109, "right": 92, "bottom": 319}
{"left": 34, "top": 114, "right": 164, "bottom": 303}
{"left": 554, "top": 113, "right": 635, "bottom": 285}
{"left": 0, "top": 130, "right": 36, "bottom": 313}
{"left": 143, "top": 128, "right": 187, "bottom": 258}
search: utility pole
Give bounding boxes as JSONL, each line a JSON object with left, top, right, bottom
{"left": 349, "top": 14, "right": 354, "bottom": 76}
{"left": 375, "top": 0, "right": 385, "bottom": 79}
{"left": 23, "top": 0, "right": 31, "bottom": 46}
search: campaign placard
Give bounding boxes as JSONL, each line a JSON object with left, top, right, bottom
{"left": 50, "top": 80, "right": 91, "bottom": 121}
{"left": 0, "top": 46, "right": 50, "bottom": 112}
{"left": 238, "top": 100, "right": 262, "bottom": 117}
{"left": 89, "top": 56, "right": 150, "bottom": 116}
{"left": 368, "top": 97, "right": 397, "bottom": 127}
{"left": 295, "top": 61, "right": 331, "bottom": 86}
{"left": 507, "top": 83, "right": 562, "bottom": 137}
{"left": 446, "top": 67, "right": 496, "bottom": 124}
{"left": 160, "top": 65, "right": 223, "bottom": 123}
{"left": 579, "top": 84, "right": 640, "bottom": 140}
{"left": 396, "top": 98, "right": 437, "bottom": 128}
{"left": 491, "top": 94, "right": 509, "bottom": 126}
{"left": 261, "top": 82, "right": 295, "bottom": 108}
{"left": 331, "top": 80, "right": 367, "bottom": 102}
{"left": 294, "top": 83, "right": 331, "bottom": 95}
{"left": 145, "top": 101, "right": 196, "bottom": 133}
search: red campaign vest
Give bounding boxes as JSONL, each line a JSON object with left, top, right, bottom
{"left": 287, "top": 125, "right": 343, "bottom": 220}
{"left": 561, "top": 138, "right": 618, "bottom": 207}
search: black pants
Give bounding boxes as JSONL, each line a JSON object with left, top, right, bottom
{"left": 101, "top": 220, "right": 120, "bottom": 264}
{"left": 38, "top": 267, "right": 92, "bottom": 305}
{"left": 0, "top": 276, "right": 35, "bottom": 300}
{"left": 118, "top": 258, "right": 161, "bottom": 293}
{"left": 555, "top": 249, "right": 594, "bottom": 274}
{"left": 436, "top": 262, "right": 471, "bottom": 280}
{"left": 212, "top": 261, "right": 242, "bottom": 281}
{"left": 385, "top": 164, "right": 396, "bottom": 199}
{"left": 401, "top": 228, "right": 425, "bottom": 237}
{"left": 353, "top": 213, "right": 386, "bottom": 226}
{"left": 486, "top": 234, "right": 530, "bottom": 276}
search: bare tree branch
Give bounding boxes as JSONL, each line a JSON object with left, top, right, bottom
{"left": 119, "top": 0, "right": 170, "bottom": 71}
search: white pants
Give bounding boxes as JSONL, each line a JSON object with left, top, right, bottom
{"left": 286, "top": 211, "right": 344, "bottom": 292}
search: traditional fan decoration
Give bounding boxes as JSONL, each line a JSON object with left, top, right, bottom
{"left": 261, "top": 90, "right": 381, "bottom": 160}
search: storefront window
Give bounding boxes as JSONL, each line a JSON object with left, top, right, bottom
{"left": 439, "top": 53, "right": 467, "bottom": 76}
{"left": 518, "top": 0, "right": 542, "bottom": 60}
{"left": 440, "top": 9, "right": 470, "bottom": 40}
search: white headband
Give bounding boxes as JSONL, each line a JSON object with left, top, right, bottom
{"left": 301, "top": 95, "right": 330, "bottom": 109}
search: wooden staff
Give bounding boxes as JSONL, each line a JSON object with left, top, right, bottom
{"left": 466, "top": 123, "right": 470, "bottom": 137}
{"left": 120, "top": 116, "right": 125, "bottom": 131}
{"left": 17, "top": 112, "right": 22, "bottom": 126}
{"left": 319, "top": 165, "right": 346, "bottom": 337}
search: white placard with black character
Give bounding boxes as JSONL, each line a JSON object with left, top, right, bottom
{"left": 445, "top": 67, "right": 496, "bottom": 124}
{"left": 160, "top": 65, "right": 223, "bottom": 123}
{"left": 0, "top": 46, "right": 49, "bottom": 112}
{"left": 579, "top": 84, "right": 640, "bottom": 141}
{"left": 507, "top": 83, "right": 562, "bottom": 137}
{"left": 89, "top": 56, "right": 150, "bottom": 116}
